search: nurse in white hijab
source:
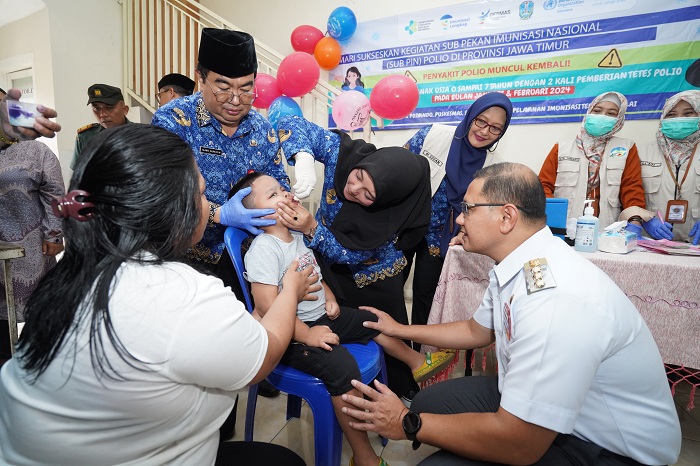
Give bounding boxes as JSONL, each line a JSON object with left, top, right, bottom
{"left": 538, "top": 91, "right": 647, "bottom": 230}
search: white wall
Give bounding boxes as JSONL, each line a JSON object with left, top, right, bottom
{"left": 0, "top": 0, "right": 123, "bottom": 185}
{"left": 0, "top": 8, "right": 56, "bottom": 154}
{"left": 203, "top": 0, "right": 661, "bottom": 173}
{"left": 44, "top": 0, "right": 123, "bottom": 184}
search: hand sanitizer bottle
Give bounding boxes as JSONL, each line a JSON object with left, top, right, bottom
{"left": 574, "top": 200, "right": 599, "bottom": 252}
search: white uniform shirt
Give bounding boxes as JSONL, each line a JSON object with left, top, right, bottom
{"left": 0, "top": 259, "right": 268, "bottom": 465}
{"left": 473, "top": 228, "right": 681, "bottom": 464}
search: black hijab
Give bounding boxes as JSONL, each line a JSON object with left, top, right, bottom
{"left": 330, "top": 131, "right": 431, "bottom": 251}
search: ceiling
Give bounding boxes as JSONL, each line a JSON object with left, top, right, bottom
{"left": 0, "top": 0, "right": 46, "bottom": 29}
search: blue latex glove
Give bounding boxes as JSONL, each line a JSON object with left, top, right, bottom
{"left": 624, "top": 222, "right": 643, "bottom": 240}
{"left": 642, "top": 217, "right": 674, "bottom": 240}
{"left": 689, "top": 220, "right": 700, "bottom": 245}
{"left": 220, "top": 187, "right": 275, "bottom": 235}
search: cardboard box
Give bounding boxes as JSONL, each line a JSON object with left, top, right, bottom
{"left": 598, "top": 229, "right": 637, "bottom": 254}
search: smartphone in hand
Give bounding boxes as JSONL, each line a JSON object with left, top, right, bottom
{"left": 7, "top": 100, "right": 41, "bottom": 128}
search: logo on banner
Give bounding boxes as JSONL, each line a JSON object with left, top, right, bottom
{"left": 543, "top": 0, "right": 557, "bottom": 10}
{"left": 519, "top": 1, "right": 534, "bottom": 19}
{"left": 440, "top": 14, "right": 452, "bottom": 30}
{"left": 478, "top": 9, "right": 490, "bottom": 24}
{"left": 404, "top": 20, "right": 418, "bottom": 35}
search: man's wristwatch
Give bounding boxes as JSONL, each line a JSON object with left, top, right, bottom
{"left": 402, "top": 410, "right": 422, "bottom": 450}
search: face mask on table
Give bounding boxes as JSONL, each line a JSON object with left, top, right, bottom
{"left": 584, "top": 114, "right": 617, "bottom": 137}
{"left": 660, "top": 117, "right": 700, "bottom": 140}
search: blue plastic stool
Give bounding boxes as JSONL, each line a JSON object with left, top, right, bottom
{"left": 224, "top": 227, "right": 388, "bottom": 466}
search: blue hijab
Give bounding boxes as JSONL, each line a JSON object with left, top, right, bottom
{"left": 440, "top": 92, "right": 513, "bottom": 255}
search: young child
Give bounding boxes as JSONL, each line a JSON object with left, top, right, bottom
{"left": 231, "top": 172, "right": 454, "bottom": 466}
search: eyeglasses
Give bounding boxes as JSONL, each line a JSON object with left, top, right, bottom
{"left": 472, "top": 117, "right": 504, "bottom": 136}
{"left": 155, "top": 88, "right": 170, "bottom": 103}
{"left": 460, "top": 202, "right": 529, "bottom": 216}
{"left": 206, "top": 80, "right": 256, "bottom": 105}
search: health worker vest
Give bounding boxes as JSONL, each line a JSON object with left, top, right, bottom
{"left": 637, "top": 140, "right": 700, "bottom": 242}
{"left": 553, "top": 136, "right": 635, "bottom": 228}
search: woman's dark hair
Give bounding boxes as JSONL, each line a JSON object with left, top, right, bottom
{"left": 343, "top": 66, "right": 365, "bottom": 88}
{"left": 18, "top": 124, "right": 202, "bottom": 380}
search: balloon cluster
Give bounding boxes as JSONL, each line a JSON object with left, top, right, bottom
{"left": 258, "top": 6, "right": 419, "bottom": 131}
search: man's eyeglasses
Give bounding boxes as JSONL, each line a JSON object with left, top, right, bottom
{"left": 206, "top": 80, "right": 256, "bottom": 105}
{"left": 472, "top": 117, "right": 504, "bottom": 136}
{"left": 155, "top": 88, "right": 170, "bottom": 103}
{"left": 460, "top": 202, "right": 528, "bottom": 216}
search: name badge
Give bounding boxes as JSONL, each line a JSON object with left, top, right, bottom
{"left": 200, "top": 147, "right": 224, "bottom": 156}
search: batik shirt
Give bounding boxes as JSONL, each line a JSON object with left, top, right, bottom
{"left": 152, "top": 93, "right": 288, "bottom": 264}
{"left": 403, "top": 126, "right": 450, "bottom": 257}
{"left": 280, "top": 116, "right": 439, "bottom": 287}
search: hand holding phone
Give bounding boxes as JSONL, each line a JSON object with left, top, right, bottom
{"left": 7, "top": 100, "right": 41, "bottom": 128}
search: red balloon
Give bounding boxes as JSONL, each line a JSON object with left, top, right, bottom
{"left": 252, "top": 73, "right": 282, "bottom": 109}
{"left": 369, "top": 75, "right": 419, "bottom": 120}
{"left": 314, "top": 37, "right": 342, "bottom": 71}
{"left": 291, "top": 25, "right": 325, "bottom": 55}
{"left": 277, "top": 52, "right": 321, "bottom": 97}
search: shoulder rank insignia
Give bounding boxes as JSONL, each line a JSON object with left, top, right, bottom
{"left": 77, "top": 123, "right": 99, "bottom": 134}
{"left": 523, "top": 258, "right": 557, "bottom": 294}
{"left": 173, "top": 107, "right": 191, "bottom": 127}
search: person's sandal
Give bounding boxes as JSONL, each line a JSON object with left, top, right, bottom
{"left": 412, "top": 350, "right": 455, "bottom": 383}
{"left": 349, "top": 457, "right": 390, "bottom": 466}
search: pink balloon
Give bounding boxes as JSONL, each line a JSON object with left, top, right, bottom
{"left": 277, "top": 52, "right": 321, "bottom": 97}
{"left": 332, "top": 91, "right": 371, "bottom": 131}
{"left": 253, "top": 73, "right": 282, "bottom": 109}
{"left": 291, "top": 25, "right": 325, "bottom": 55}
{"left": 369, "top": 75, "right": 420, "bottom": 120}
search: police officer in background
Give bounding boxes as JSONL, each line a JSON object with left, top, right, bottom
{"left": 156, "top": 73, "right": 196, "bottom": 107}
{"left": 71, "top": 84, "right": 130, "bottom": 169}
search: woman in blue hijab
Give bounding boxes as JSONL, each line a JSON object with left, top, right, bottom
{"left": 403, "top": 92, "right": 513, "bottom": 340}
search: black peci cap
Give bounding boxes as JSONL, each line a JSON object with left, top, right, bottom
{"left": 198, "top": 28, "right": 258, "bottom": 78}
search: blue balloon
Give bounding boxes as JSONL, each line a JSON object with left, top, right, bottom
{"left": 327, "top": 7, "right": 357, "bottom": 42}
{"left": 267, "top": 96, "right": 303, "bottom": 132}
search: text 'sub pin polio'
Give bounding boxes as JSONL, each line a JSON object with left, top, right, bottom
{"left": 523, "top": 258, "right": 557, "bottom": 295}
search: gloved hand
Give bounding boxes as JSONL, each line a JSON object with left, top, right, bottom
{"left": 624, "top": 222, "right": 643, "bottom": 240}
{"left": 219, "top": 187, "right": 275, "bottom": 235}
{"left": 642, "top": 217, "right": 674, "bottom": 240}
{"left": 292, "top": 152, "right": 317, "bottom": 199}
{"left": 689, "top": 220, "right": 700, "bottom": 245}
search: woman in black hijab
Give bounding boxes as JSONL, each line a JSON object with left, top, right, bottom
{"left": 277, "top": 115, "right": 432, "bottom": 403}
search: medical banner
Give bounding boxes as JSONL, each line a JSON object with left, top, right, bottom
{"left": 329, "top": 0, "right": 700, "bottom": 129}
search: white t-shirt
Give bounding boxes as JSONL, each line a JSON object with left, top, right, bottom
{"left": 0, "top": 259, "right": 268, "bottom": 466}
{"left": 473, "top": 228, "right": 681, "bottom": 465}
{"left": 245, "top": 232, "right": 325, "bottom": 322}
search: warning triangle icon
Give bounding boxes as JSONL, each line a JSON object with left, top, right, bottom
{"left": 598, "top": 49, "right": 622, "bottom": 68}
{"left": 405, "top": 70, "right": 417, "bottom": 83}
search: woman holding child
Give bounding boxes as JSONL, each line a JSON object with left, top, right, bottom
{"left": 0, "top": 125, "right": 313, "bottom": 465}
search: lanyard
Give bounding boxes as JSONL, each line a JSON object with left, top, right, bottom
{"left": 662, "top": 145, "right": 695, "bottom": 200}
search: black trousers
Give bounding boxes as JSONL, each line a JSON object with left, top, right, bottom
{"left": 402, "top": 239, "right": 445, "bottom": 350}
{"left": 215, "top": 441, "right": 305, "bottom": 466}
{"left": 413, "top": 376, "right": 645, "bottom": 466}
{"left": 325, "top": 262, "right": 420, "bottom": 398}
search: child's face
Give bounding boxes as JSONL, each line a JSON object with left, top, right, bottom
{"left": 249, "top": 175, "right": 292, "bottom": 218}
{"left": 347, "top": 71, "right": 359, "bottom": 83}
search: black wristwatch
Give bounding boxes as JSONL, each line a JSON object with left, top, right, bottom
{"left": 402, "top": 410, "right": 422, "bottom": 450}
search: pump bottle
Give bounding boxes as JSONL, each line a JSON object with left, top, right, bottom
{"left": 574, "top": 200, "right": 599, "bottom": 252}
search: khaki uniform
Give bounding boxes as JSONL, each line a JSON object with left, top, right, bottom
{"left": 71, "top": 119, "right": 131, "bottom": 169}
